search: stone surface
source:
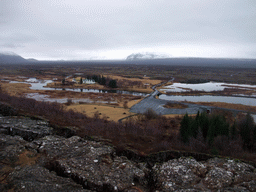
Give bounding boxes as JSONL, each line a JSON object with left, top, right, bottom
{"left": 6, "top": 165, "right": 90, "bottom": 192}
{"left": 153, "top": 157, "right": 256, "bottom": 192}
{"left": 152, "top": 157, "right": 206, "bottom": 191}
{"left": 203, "top": 167, "right": 233, "bottom": 189}
{"left": 0, "top": 134, "right": 27, "bottom": 163}
{"left": 29, "top": 135, "right": 147, "bottom": 191}
{"left": 0, "top": 114, "right": 256, "bottom": 192}
{"left": 0, "top": 115, "right": 53, "bottom": 141}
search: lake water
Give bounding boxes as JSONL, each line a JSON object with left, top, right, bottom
{"left": 159, "top": 95, "right": 256, "bottom": 106}
{"left": 10, "top": 78, "right": 148, "bottom": 96}
{"left": 160, "top": 82, "right": 256, "bottom": 93}
{"left": 25, "top": 93, "right": 117, "bottom": 104}
{"left": 8, "top": 78, "right": 256, "bottom": 110}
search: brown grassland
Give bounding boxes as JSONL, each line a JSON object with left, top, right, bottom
{"left": 66, "top": 99, "right": 141, "bottom": 122}
{"left": 0, "top": 63, "right": 256, "bottom": 163}
{"left": 163, "top": 102, "right": 188, "bottom": 109}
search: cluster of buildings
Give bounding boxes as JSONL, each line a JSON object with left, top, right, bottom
{"left": 72, "top": 78, "right": 96, "bottom": 84}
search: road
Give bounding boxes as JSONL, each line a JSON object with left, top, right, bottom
{"left": 130, "top": 77, "right": 209, "bottom": 115}
{"left": 130, "top": 77, "right": 256, "bottom": 116}
{"left": 130, "top": 91, "right": 208, "bottom": 115}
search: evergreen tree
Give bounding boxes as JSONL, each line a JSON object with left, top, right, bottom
{"left": 207, "top": 123, "right": 215, "bottom": 145}
{"left": 217, "top": 115, "right": 229, "bottom": 137}
{"left": 239, "top": 113, "right": 254, "bottom": 149}
{"left": 195, "top": 111, "right": 200, "bottom": 122}
{"left": 199, "top": 112, "right": 209, "bottom": 140}
{"left": 191, "top": 119, "right": 199, "bottom": 138}
{"left": 191, "top": 111, "right": 200, "bottom": 138}
{"left": 101, "top": 76, "right": 106, "bottom": 85}
{"left": 180, "top": 113, "right": 191, "bottom": 143}
{"left": 230, "top": 121, "right": 237, "bottom": 140}
{"left": 253, "top": 125, "right": 256, "bottom": 147}
{"left": 92, "top": 75, "right": 98, "bottom": 83}
{"left": 108, "top": 79, "right": 117, "bottom": 88}
{"left": 207, "top": 114, "right": 229, "bottom": 145}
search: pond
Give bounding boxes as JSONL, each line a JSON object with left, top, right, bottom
{"left": 25, "top": 93, "right": 117, "bottom": 104}
{"left": 160, "top": 81, "right": 256, "bottom": 94}
{"left": 159, "top": 95, "right": 256, "bottom": 106}
{"left": 10, "top": 78, "right": 148, "bottom": 96}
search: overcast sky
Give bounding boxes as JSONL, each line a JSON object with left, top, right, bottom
{"left": 0, "top": 0, "right": 256, "bottom": 60}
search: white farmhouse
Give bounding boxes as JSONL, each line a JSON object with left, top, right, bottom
{"left": 83, "top": 79, "right": 96, "bottom": 84}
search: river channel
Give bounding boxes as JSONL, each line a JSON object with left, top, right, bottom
{"left": 8, "top": 78, "right": 256, "bottom": 107}
{"left": 159, "top": 95, "right": 256, "bottom": 106}
{"left": 10, "top": 78, "right": 148, "bottom": 96}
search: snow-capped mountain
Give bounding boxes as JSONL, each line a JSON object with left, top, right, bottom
{"left": 0, "top": 52, "right": 29, "bottom": 64}
{"left": 126, "top": 52, "right": 171, "bottom": 60}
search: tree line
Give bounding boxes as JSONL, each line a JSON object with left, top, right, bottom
{"left": 180, "top": 111, "right": 256, "bottom": 154}
{"left": 86, "top": 75, "right": 117, "bottom": 88}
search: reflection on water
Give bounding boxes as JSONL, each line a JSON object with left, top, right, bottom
{"left": 10, "top": 78, "right": 148, "bottom": 96}
{"left": 159, "top": 95, "right": 256, "bottom": 106}
{"left": 25, "top": 78, "right": 39, "bottom": 83}
{"left": 160, "top": 82, "right": 256, "bottom": 93}
{"left": 26, "top": 93, "right": 117, "bottom": 104}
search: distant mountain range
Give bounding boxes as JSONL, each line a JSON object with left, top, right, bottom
{"left": 0, "top": 52, "right": 37, "bottom": 64}
{"left": 126, "top": 52, "right": 170, "bottom": 60}
{"left": 1, "top": 52, "right": 256, "bottom": 68}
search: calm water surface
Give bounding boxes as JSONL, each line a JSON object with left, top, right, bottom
{"left": 159, "top": 95, "right": 256, "bottom": 106}
{"left": 10, "top": 78, "right": 148, "bottom": 96}
{"left": 161, "top": 82, "right": 256, "bottom": 93}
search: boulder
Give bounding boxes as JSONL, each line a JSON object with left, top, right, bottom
{"left": 152, "top": 157, "right": 206, "bottom": 191}
{"left": 0, "top": 134, "right": 27, "bottom": 164}
{"left": 0, "top": 116, "right": 53, "bottom": 141}
{"left": 29, "top": 135, "right": 148, "bottom": 191}
{"left": 203, "top": 167, "right": 233, "bottom": 189}
{"left": 237, "top": 180, "right": 256, "bottom": 192}
{"left": 153, "top": 157, "right": 256, "bottom": 191}
{"left": 1, "top": 115, "right": 256, "bottom": 191}
{"left": 5, "top": 165, "right": 91, "bottom": 192}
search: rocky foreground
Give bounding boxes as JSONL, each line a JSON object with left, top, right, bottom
{"left": 0, "top": 114, "right": 256, "bottom": 192}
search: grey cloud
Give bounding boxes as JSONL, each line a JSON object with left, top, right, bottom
{"left": 0, "top": 0, "right": 255, "bottom": 59}
{"left": 0, "top": 43, "right": 24, "bottom": 49}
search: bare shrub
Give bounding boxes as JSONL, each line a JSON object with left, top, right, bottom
{"left": 66, "top": 98, "right": 73, "bottom": 105}
{"left": 188, "top": 131, "right": 209, "bottom": 153}
{"left": 93, "top": 111, "right": 101, "bottom": 120}
{"left": 143, "top": 108, "right": 159, "bottom": 120}
{"left": 213, "top": 135, "right": 243, "bottom": 156}
{"left": 0, "top": 90, "right": 254, "bottom": 162}
{"left": 123, "top": 101, "right": 128, "bottom": 109}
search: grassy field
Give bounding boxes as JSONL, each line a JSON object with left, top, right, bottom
{"left": 46, "top": 80, "right": 106, "bottom": 90}
{"left": 0, "top": 82, "right": 33, "bottom": 96}
{"left": 44, "top": 74, "right": 161, "bottom": 93}
{"left": 66, "top": 99, "right": 141, "bottom": 122}
{"left": 1, "top": 64, "right": 256, "bottom": 164}
{"left": 108, "top": 75, "right": 161, "bottom": 84}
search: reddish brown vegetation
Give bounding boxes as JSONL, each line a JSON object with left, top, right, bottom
{"left": 163, "top": 102, "right": 188, "bottom": 109}
{"left": 0, "top": 90, "right": 255, "bottom": 163}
